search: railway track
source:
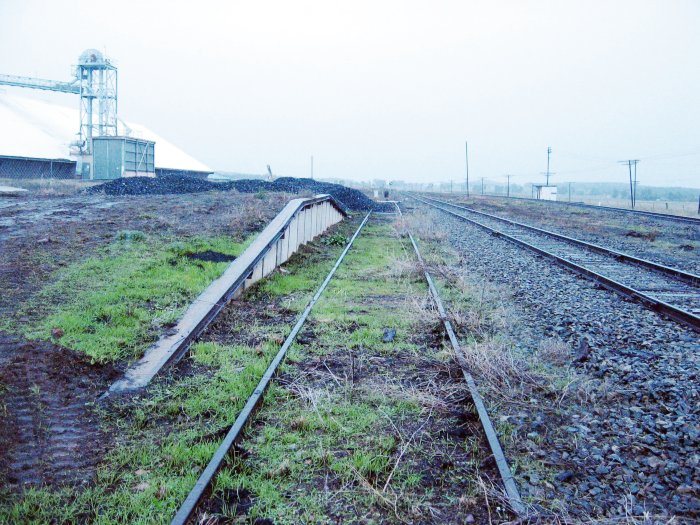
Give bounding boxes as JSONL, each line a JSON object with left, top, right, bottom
{"left": 171, "top": 214, "right": 370, "bottom": 524}
{"left": 170, "top": 211, "right": 527, "bottom": 523}
{"left": 409, "top": 194, "right": 700, "bottom": 332}
{"left": 395, "top": 203, "right": 525, "bottom": 516}
{"left": 466, "top": 193, "right": 700, "bottom": 225}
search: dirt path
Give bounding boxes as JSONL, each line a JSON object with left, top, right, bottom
{"left": 0, "top": 332, "right": 118, "bottom": 490}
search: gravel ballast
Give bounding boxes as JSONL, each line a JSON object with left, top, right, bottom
{"left": 407, "top": 199, "right": 700, "bottom": 522}
{"left": 449, "top": 196, "right": 700, "bottom": 274}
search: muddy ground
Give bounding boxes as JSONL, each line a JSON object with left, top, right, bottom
{"left": 0, "top": 332, "right": 119, "bottom": 490}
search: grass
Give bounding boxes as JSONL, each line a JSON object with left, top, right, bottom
{"left": 12, "top": 233, "right": 252, "bottom": 363}
{"left": 206, "top": 221, "right": 495, "bottom": 523}
{"left": 0, "top": 217, "right": 495, "bottom": 523}
{"left": 0, "top": 222, "right": 355, "bottom": 524}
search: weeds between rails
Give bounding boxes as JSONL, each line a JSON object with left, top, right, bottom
{"left": 170, "top": 214, "right": 371, "bottom": 523}
{"left": 173, "top": 215, "right": 519, "bottom": 524}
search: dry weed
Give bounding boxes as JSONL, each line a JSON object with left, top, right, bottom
{"left": 536, "top": 338, "right": 571, "bottom": 367}
{"left": 384, "top": 255, "right": 424, "bottom": 281}
{"left": 394, "top": 211, "right": 448, "bottom": 243}
{"left": 0, "top": 177, "right": 98, "bottom": 196}
{"left": 460, "top": 337, "right": 541, "bottom": 404}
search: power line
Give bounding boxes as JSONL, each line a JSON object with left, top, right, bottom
{"left": 505, "top": 174, "right": 512, "bottom": 197}
{"left": 618, "top": 159, "right": 640, "bottom": 208}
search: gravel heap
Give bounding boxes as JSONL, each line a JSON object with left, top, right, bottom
{"left": 86, "top": 175, "right": 387, "bottom": 211}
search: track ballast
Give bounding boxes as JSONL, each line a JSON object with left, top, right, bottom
{"left": 410, "top": 194, "right": 700, "bottom": 331}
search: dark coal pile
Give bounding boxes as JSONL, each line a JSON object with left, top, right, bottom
{"left": 86, "top": 175, "right": 231, "bottom": 196}
{"left": 86, "top": 174, "right": 388, "bottom": 211}
{"left": 267, "top": 177, "right": 384, "bottom": 211}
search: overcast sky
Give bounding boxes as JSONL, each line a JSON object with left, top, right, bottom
{"left": 1, "top": 1, "right": 699, "bottom": 187}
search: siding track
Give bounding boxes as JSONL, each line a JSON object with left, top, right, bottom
{"left": 170, "top": 213, "right": 371, "bottom": 525}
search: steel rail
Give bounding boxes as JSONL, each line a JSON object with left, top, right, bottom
{"left": 171, "top": 213, "right": 371, "bottom": 525}
{"left": 416, "top": 194, "right": 700, "bottom": 287}
{"left": 408, "top": 195, "right": 700, "bottom": 332}
{"left": 448, "top": 192, "right": 700, "bottom": 225}
{"left": 395, "top": 203, "right": 526, "bottom": 516}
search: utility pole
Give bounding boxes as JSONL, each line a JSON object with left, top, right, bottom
{"left": 541, "top": 146, "right": 555, "bottom": 186}
{"left": 633, "top": 162, "right": 638, "bottom": 207}
{"left": 505, "top": 174, "right": 512, "bottom": 198}
{"left": 450, "top": 180, "right": 453, "bottom": 193}
{"left": 568, "top": 182, "right": 572, "bottom": 203}
{"left": 481, "top": 177, "right": 485, "bottom": 195}
{"left": 619, "top": 159, "right": 640, "bottom": 208}
{"left": 465, "top": 141, "right": 470, "bottom": 197}
{"left": 310, "top": 155, "right": 314, "bottom": 179}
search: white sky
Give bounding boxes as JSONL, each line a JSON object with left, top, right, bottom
{"left": 1, "top": 0, "right": 699, "bottom": 187}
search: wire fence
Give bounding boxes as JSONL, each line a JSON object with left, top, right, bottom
{"left": 0, "top": 157, "right": 77, "bottom": 180}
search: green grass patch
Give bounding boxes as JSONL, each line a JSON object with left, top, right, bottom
{"left": 0, "top": 339, "right": 289, "bottom": 524}
{"left": 209, "top": 222, "right": 441, "bottom": 523}
{"left": 0, "top": 222, "right": 356, "bottom": 524}
{"left": 15, "top": 234, "right": 249, "bottom": 363}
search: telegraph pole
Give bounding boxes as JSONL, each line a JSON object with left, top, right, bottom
{"left": 465, "top": 141, "right": 470, "bottom": 197}
{"left": 505, "top": 174, "right": 512, "bottom": 198}
{"left": 310, "top": 156, "right": 314, "bottom": 179}
{"left": 619, "top": 160, "right": 640, "bottom": 208}
{"left": 568, "top": 182, "right": 572, "bottom": 203}
{"left": 540, "top": 146, "right": 555, "bottom": 186}
{"left": 481, "top": 177, "right": 485, "bottom": 195}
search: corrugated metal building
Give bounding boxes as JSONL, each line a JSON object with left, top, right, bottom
{"left": 91, "top": 137, "right": 155, "bottom": 179}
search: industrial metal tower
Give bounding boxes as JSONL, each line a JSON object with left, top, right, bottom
{"left": 0, "top": 48, "right": 118, "bottom": 154}
{"left": 76, "top": 49, "right": 118, "bottom": 152}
